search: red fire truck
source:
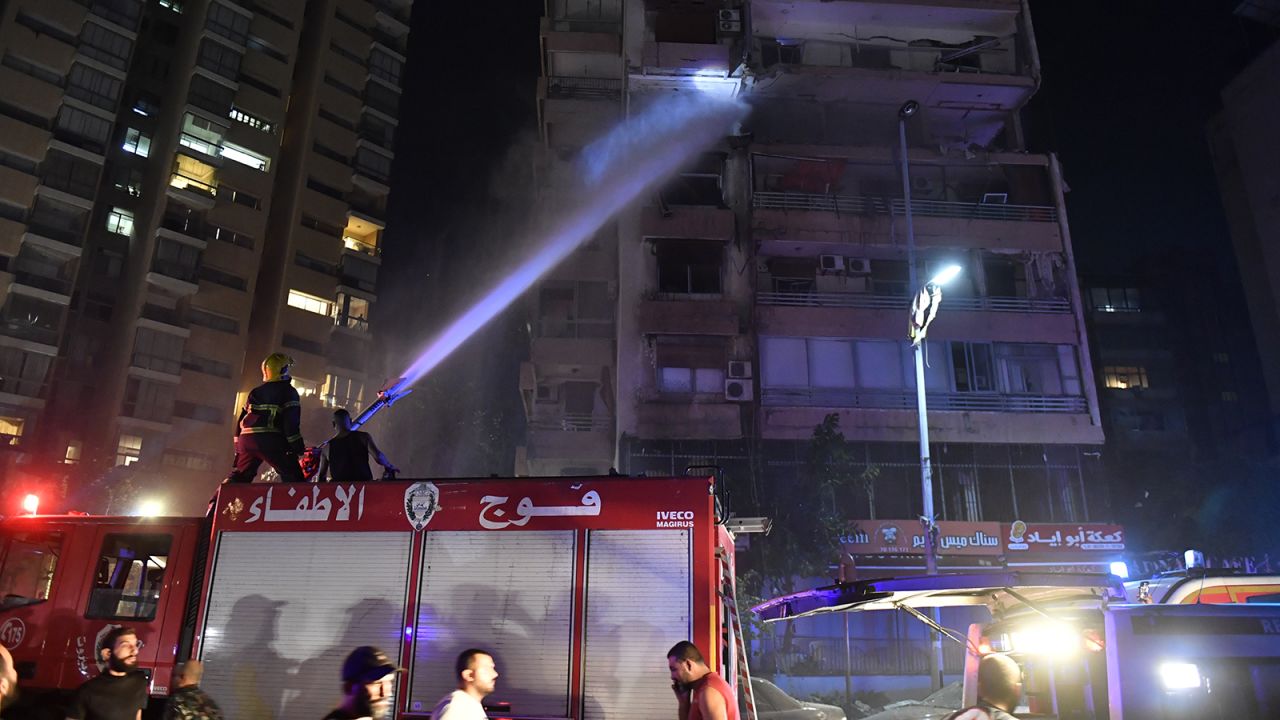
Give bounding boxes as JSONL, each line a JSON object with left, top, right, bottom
{"left": 0, "top": 475, "right": 739, "bottom": 719}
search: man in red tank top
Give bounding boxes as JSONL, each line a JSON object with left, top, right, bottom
{"left": 667, "top": 641, "right": 739, "bottom": 720}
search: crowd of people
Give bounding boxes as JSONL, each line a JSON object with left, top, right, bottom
{"left": 0, "top": 634, "right": 747, "bottom": 720}
{"left": 0, "top": 631, "right": 1023, "bottom": 719}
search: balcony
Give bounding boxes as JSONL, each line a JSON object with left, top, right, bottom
{"left": 640, "top": 41, "right": 733, "bottom": 76}
{"left": 543, "top": 76, "right": 624, "bottom": 101}
{"left": 11, "top": 272, "right": 73, "bottom": 298}
{"left": 168, "top": 172, "right": 218, "bottom": 210}
{"left": 333, "top": 313, "right": 369, "bottom": 333}
{"left": 139, "top": 303, "right": 188, "bottom": 331}
{"left": 544, "top": 0, "right": 621, "bottom": 34}
{"left": 527, "top": 414, "right": 614, "bottom": 462}
{"left": 752, "top": 191, "right": 1057, "bottom": 223}
{"left": 532, "top": 319, "right": 615, "bottom": 368}
{"left": 761, "top": 387, "right": 1086, "bottom": 414}
{"left": 757, "top": 291, "right": 1070, "bottom": 314}
{"left": 638, "top": 298, "right": 738, "bottom": 336}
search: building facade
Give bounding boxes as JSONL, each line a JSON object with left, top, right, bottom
{"left": 0, "top": 0, "right": 410, "bottom": 513}
{"left": 1210, "top": 37, "right": 1280, "bottom": 433}
{"left": 524, "top": 0, "right": 1108, "bottom": 540}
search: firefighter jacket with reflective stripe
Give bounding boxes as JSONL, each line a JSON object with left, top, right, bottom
{"left": 237, "top": 379, "right": 304, "bottom": 451}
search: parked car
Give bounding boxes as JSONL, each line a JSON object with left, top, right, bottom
{"left": 751, "top": 677, "right": 850, "bottom": 720}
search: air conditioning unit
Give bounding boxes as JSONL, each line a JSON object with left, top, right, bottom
{"left": 718, "top": 8, "right": 742, "bottom": 33}
{"left": 724, "top": 378, "right": 753, "bottom": 402}
{"left": 728, "top": 360, "right": 753, "bottom": 379}
{"left": 819, "top": 254, "right": 845, "bottom": 272}
{"left": 845, "top": 257, "right": 871, "bottom": 274}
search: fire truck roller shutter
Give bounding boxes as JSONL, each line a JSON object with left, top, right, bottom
{"left": 408, "top": 531, "right": 577, "bottom": 716}
{"left": 197, "top": 532, "right": 413, "bottom": 720}
{"left": 582, "top": 530, "right": 692, "bottom": 720}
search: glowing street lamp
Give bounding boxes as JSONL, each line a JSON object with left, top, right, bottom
{"left": 928, "top": 264, "right": 963, "bottom": 288}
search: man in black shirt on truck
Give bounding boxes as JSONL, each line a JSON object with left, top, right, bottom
{"left": 317, "top": 408, "right": 399, "bottom": 482}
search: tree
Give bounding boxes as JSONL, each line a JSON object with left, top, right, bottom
{"left": 735, "top": 413, "right": 878, "bottom": 670}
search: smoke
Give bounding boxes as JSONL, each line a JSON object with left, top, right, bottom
{"left": 388, "top": 93, "right": 748, "bottom": 395}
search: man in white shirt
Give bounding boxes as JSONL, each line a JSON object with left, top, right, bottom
{"left": 431, "top": 649, "right": 499, "bottom": 720}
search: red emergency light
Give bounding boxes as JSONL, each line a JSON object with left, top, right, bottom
{"left": 22, "top": 494, "right": 39, "bottom": 515}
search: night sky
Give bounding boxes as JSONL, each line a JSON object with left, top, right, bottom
{"left": 370, "top": 1, "right": 1278, "bottom": 481}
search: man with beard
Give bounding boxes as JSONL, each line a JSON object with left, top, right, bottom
{"left": 66, "top": 627, "right": 148, "bottom": 720}
{"left": 322, "top": 647, "right": 403, "bottom": 720}
{"left": 430, "top": 649, "right": 498, "bottom": 720}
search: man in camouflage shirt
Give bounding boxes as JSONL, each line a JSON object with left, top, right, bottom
{"left": 164, "top": 661, "right": 223, "bottom": 720}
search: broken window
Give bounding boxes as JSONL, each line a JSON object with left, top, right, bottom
{"left": 656, "top": 240, "right": 722, "bottom": 295}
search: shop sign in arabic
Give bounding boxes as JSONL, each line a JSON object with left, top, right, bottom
{"left": 1004, "top": 521, "right": 1125, "bottom": 552}
{"left": 479, "top": 490, "right": 602, "bottom": 529}
{"left": 839, "top": 521, "right": 1003, "bottom": 556}
{"left": 245, "top": 484, "right": 367, "bottom": 523}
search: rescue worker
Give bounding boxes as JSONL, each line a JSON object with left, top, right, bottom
{"left": 225, "top": 353, "right": 306, "bottom": 484}
{"left": 316, "top": 408, "right": 398, "bottom": 482}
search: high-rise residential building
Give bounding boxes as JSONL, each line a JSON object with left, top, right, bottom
{"left": 525, "top": 0, "right": 1107, "bottom": 541}
{"left": 1210, "top": 37, "right": 1280, "bottom": 436}
{"left": 0, "top": 0, "right": 411, "bottom": 512}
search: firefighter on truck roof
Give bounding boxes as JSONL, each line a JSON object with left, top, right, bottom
{"left": 225, "top": 353, "right": 306, "bottom": 484}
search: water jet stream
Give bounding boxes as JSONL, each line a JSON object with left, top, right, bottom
{"left": 356, "top": 93, "right": 748, "bottom": 426}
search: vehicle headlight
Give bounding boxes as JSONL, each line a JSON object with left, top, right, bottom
{"left": 1009, "top": 622, "right": 1080, "bottom": 657}
{"left": 1159, "top": 662, "right": 1201, "bottom": 690}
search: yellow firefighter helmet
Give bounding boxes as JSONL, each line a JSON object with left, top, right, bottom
{"left": 261, "top": 352, "right": 294, "bottom": 381}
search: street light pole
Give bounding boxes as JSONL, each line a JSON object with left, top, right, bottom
{"left": 896, "top": 100, "right": 938, "bottom": 577}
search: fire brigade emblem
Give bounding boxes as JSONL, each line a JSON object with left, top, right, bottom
{"left": 0, "top": 618, "right": 25, "bottom": 648}
{"left": 405, "top": 482, "right": 440, "bottom": 531}
{"left": 223, "top": 497, "right": 244, "bottom": 522}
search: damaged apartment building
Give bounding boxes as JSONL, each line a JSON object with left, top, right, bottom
{"left": 522, "top": 0, "right": 1107, "bottom": 555}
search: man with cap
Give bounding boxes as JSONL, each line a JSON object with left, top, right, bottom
{"left": 430, "top": 649, "right": 499, "bottom": 720}
{"left": 323, "top": 646, "right": 403, "bottom": 720}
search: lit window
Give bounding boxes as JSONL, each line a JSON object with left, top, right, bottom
{"left": 322, "top": 373, "right": 364, "bottom": 409}
{"left": 64, "top": 440, "right": 82, "bottom": 464}
{"left": 122, "top": 127, "right": 151, "bottom": 157}
{"left": 1090, "top": 287, "right": 1140, "bottom": 313}
{"left": 293, "top": 377, "right": 320, "bottom": 398}
{"left": 1103, "top": 366, "right": 1148, "bottom": 390}
{"left": 116, "top": 434, "right": 143, "bottom": 466}
{"left": 219, "top": 141, "right": 269, "bottom": 171}
{"left": 227, "top": 106, "right": 273, "bottom": 133}
{"left": 287, "top": 290, "right": 333, "bottom": 316}
{"left": 0, "top": 416, "right": 25, "bottom": 446}
{"left": 106, "top": 207, "right": 135, "bottom": 237}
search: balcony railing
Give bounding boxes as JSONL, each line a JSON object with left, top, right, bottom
{"left": 140, "top": 304, "right": 187, "bottom": 328}
{"left": 752, "top": 191, "right": 1058, "bottom": 223}
{"left": 151, "top": 259, "right": 200, "bottom": 284}
{"left": 528, "top": 414, "right": 612, "bottom": 432}
{"left": 762, "top": 387, "right": 1088, "bottom": 414}
{"left": 334, "top": 314, "right": 369, "bottom": 332}
{"left": 546, "top": 76, "right": 624, "bottom": 101}
{"left": 758, "top": 291, "right": 1071, "bottom": 314}
{"left": 538, "top": 318, "right": 615, "bottom": 339}
{"left": 12, "top": 272, "right": 73, "bottom": 296}
{"left": 170, "top": 173, "right": 217, "bottom": 198}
